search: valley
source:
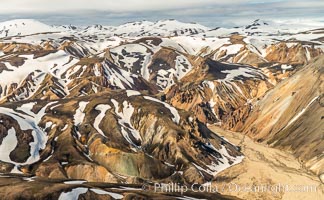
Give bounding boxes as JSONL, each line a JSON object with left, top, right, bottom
{"left": 209, "top": 126, "right": 323, "bottom": 200}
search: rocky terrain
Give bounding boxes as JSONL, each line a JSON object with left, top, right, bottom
{"left": 0, "top": 18, "right": 323, "bottom": 199}
{"left": 238, "top": 56, "right": 324, "bottom": 177}
{"left": 208, "top": 126, "right": 323, "bottom": 200}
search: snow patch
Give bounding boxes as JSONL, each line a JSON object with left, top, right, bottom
{"left": 58, "top": 187, "right": 88, "bottom": 200}
{"left": 126, "top": 90, "right": 141, "bottom": 97}
{"left": 0, "top": 128, "right": 18, "bottom": 163}
{"left": 64, "top": 180, "right": 87, "bottom": 185}
{"left": 90, "top": 189, "right": 123, "bottom": 199}
{"left": 94, "top": 104, "right": 111, "bottom": 137}
{"left": 74, "top": 101, "right": 89, "bottom": 125}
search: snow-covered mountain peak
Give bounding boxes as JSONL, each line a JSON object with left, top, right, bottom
{"left": 0, "top": 19, "right": 60, "bottom": 38}
{"left": 153, "top": 19, "right": 209, "bottom": 30}
{"left": 113, "top": 19, "right": 209, "bottom": 37}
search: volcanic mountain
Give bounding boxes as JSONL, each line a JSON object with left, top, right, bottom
{"left": 0, "top": 19, "right": 323, "bottom": 199}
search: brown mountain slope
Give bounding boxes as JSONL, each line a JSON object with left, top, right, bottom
{"left": 166, "top": 58, "right": 273, "bottom": 124}
{"left": 237, "top": 55, "right": 324, "bottom": 177}
{"left": 0, "top": 90, "right": 243, "bottom": 185}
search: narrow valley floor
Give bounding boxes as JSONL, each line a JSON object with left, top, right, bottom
{"left": 209, "top": 126, "right": 323, "bottom": 200}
